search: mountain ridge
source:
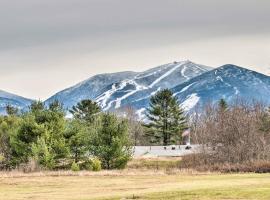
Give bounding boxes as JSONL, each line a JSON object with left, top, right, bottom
{"left": 44, "top": 60, "right": 211, "bottom": 114}
{"left": 172, "top": 64, "right": 270, "bottom": 113}
{"left": 2, "top": 61, "right": 270, "bottom": 120}
{"left": 0, "top": 90, "right": 33, "bottom": 114}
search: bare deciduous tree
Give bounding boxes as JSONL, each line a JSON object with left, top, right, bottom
{"left": 191, "top": 100, "right": 270, "bottom": 165}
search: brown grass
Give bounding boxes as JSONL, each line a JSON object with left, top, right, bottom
{"left": 1, "top": 158, "right": 270, "bottom": 199}
{"left": 127, "top": 157, "right": 182, "bottom": 170}
{"left": 0, "top": 172, "right": 269, "bottom": 200}
{"left": 181, "top": 154, "right": 270, "bottom": 173}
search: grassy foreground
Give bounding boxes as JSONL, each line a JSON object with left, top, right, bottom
{"left": 0, "top": 172, "right": 270, "bottom": 200}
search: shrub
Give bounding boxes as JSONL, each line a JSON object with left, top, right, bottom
{"left": 89, "top": 113, "right": 132, "bottom": 169}
{"left": 90, "top": 158, "right": 102, "bottom": 171}
{"left": 81, "top": 161, "right": 93, "bottom": 171}
{"left": 71, "top": 161, "right": 80, "bottom": 171}
{"left": 0, "top": 154, "right": 4, "bottom": 163}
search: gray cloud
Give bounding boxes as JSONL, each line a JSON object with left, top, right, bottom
{"left": 0, "top": 0, "right": 269, "bottom": 99}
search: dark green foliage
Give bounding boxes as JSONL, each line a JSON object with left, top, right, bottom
{"left": 70, "top": 99, "right": 101, "bottom": 123}
{"left": 29, "top": 100, "right": 45, "bottom": 113}
{"left": 65, "top": 119, "right": 89, "bottom": 163}
{"left": 31, "top": 137, "right": 55, "bottom": 169}
{"left": 0, "top": 115, "right": 20, "bottom": 169}
{"left": 10, "top": 100, "right": 68, "bottom": 169}
{"left": 11, "top": 114, "right": 46, "bottom": 165}
{"left": 145, "top": 89, "right": 187, "bottom": 146}
{"left": 89, "top": 113, "right": 132, "bottom": 169}
{"left": 0, "top": 98, "right": 143, "bottom": 171}
{"left": 48, "top": 100, "right": 63, "bottom": 112}
{"left": 6, "top": 105, "right": 19, "bottom": 116}
{"left": 218, "top": 98, "right": 228, "bottom": 112}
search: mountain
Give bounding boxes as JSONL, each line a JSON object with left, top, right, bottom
{"left": 0, "top": 90, "right": 33, "bottom": 114}
{"left": 45, "top": 71, "right": 138, "bottom": 109}
{"left": 3, "top": 62, "right": 270, "bottom": 120}
{"left": 172, "top": 64, "right": 270, "bottom": 112}
{"left": 45, "top": 61, "right": 211, "bottom": 117}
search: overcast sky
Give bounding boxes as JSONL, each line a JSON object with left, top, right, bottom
{"left": 0, "top": 0, "right": 270, "bottom": 100}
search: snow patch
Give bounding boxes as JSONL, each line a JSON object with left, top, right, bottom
{"left": 181, "top": 65, "right": 189, "bottom": 80}
{"left": 180, "top": 94, "right": 200, "bottom": 111}
{"left": 148, "top": 62, "right": 186, "bottom": 88}
{"left": 216, "top": 76, "right": 223, "bottom": 82}
{"left": 173, "top": 83, "right": 195, "bottom": 97}
{"left": 135, "top": 69, "right": 162, "bottom": 79}
{"left": 114, "top": 80, "right": 147, "bottom": 109}
{"left": 136, "top": 108, "right": 146, "bottom": 120}
{"left": 180, "top": 83, "right": 195, "bottom": 92}
{"left": 99, "top": 80, "right": 147, "bottom": 110}
{"left": 195, "top": 64, "right": 208, "bottom": 72}
{"left": 95, "top": 83, "right": 118, "bottom": 108}
{"left": 233, "top": 87, "right": 240, "bottom": 95}
{"left": 65, "top": 113, "right": 73, "bottom": 119}
{"left": 150, "top": 87, "right": 161, "bottom": 96}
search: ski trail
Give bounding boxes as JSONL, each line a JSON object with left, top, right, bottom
{"left": 149, "top": 62, "right": 184, "bottom": 88}
{"left": 181, "top": 65, "right": 189, "bottom": 80}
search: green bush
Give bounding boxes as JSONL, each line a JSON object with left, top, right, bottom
{"left": 89, "top": 113, "right": 132, "bottom": 169}
{"left": 71, "top": 161, "right": 80, "bottom": 171}
{"left": 0, "top": 154, "right": 4, "bottom": 162}
{"left": 91, "top": 158, "right": 102, "bottom": 171}
{"left": 82, "top": 161, "right": 93, "bottom": 171}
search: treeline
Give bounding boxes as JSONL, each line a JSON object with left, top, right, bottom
{"left": 0, "top": 89, "right": 189, "bottom": 171}
{"left": 0, "top": 100, "right": 132, "bottom": 171}
{"left": 184, "top": 99, "right": 270, "bottom": 172}
{"left": 4, "top": 88, "right": 268, "bottom": 173}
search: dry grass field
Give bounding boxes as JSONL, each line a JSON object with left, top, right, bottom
{"left": 0, "top": 170, "right": 270, "bottom": 200}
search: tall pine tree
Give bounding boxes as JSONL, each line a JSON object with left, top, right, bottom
{"left": 145, "top": 89, "right": 187, "bottom": 146}
{"left": 89, "top": 113, "right": 132, "bottom": 169}
{"left": 70, "top": 99, "right": 101, "bottom": 123}
{"left": 218, "top": 98, "right": 228, "bottom": 112}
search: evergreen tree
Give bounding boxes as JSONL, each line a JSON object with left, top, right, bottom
{"left": 65, "top": 119, "right": 88, "bottom": 163}
{"left": 145, "top": 89, "right": 187, "bottom": 146}
{"left": 30, "top": 100, "right": 45, "bottom": 113}
{"left": 5, "top": 105, "right": 19, "bottom": 116}
{"left": 48, "top": 99, "right": 63, "bottom": 112}
{"left": 89, "top": 113, "right": 132, "bottom": 169}
{"left": 31, "top": 100, "right": 68, "bottom": 168}
{"left": 0, "top": 115, "right": 20, "bottom": 169}
{"left": 11, "top": 100, "right": 68, "bottom": 169}
{"left": 70, "top": 99, "right": 101, "bottom": 123}
{"left": 11, "top": 114, "right": 46, "bottom": 165}
{"left": 218, "top": 98, "right": 228, "bottom": 112}
{"left": 31, "top": 137, "right": 55, "bottom": 169}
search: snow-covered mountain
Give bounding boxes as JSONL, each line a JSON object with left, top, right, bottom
{"left": 0, "top": 90, "right": 33, "bottom": 114}
{"left": 45, "top": 61, "right": 211, "bottom": 116}
{"left": 172, "top": 64, "right": 270, "bottom": 112}
{"left": 45, "top": 71, "right": 137, "bottom": 109}
{"left": 3, "top": 62, "right": 270, "bottom": 120}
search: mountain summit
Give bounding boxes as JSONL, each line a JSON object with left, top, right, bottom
{"left": 173, "top": 64, "right": 270, "bottom": 112}
{"left": 45, "top": 60, "right": 210, "bottom": 116}
{"left": 3, "top": 62, "right": 270, "bottom": 120}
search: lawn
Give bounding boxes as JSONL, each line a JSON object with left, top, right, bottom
{"left": 0, "top": 172, "right": 269, "bottom": 200}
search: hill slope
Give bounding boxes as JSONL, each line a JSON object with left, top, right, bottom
{"left": 0, "top": 90, "right": 33, "bottom": 114}
{"left": 45, "top": 61, "right": 210, "bottom": 114}
{"left": 172, "top": 64, "right": 270, "bottom": 112}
